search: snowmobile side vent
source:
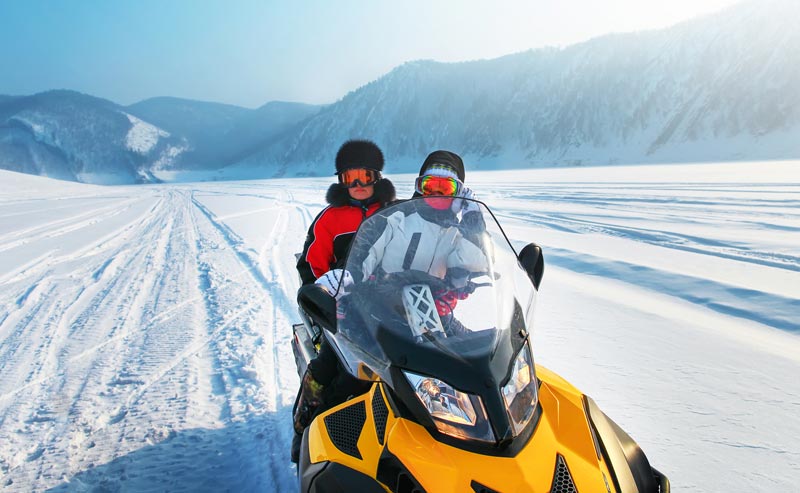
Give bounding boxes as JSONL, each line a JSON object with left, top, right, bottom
{"left": 324, "top": 400, "right": 367, "bottom": 460}
{"left": 471, "top": 480, "right": 500, "bottom": 493}
{"left": 377, "top": 449, "right": 427, "bottom": 493}
{"left": 550, "top": 454, "right": 578, "bottom": 493}
{"left": 372, "top": 386, "right": 389, "bottom": 446}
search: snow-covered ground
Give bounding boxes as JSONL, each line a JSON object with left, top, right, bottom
{"left": 0, "top": 161, "right": 798, "bottom": 492}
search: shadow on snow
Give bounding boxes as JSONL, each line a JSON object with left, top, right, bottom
{"left": 44, "top": 407, "right": 297, "bottom": 493}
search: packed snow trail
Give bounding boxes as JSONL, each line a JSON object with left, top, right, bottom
{"left": 0, "top": 162, "right": 798, "bottom": 491}
{"left": 0, "top": 183, "right": 305, "bottom": 491}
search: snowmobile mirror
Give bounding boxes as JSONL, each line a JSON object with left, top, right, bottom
{"left": 297, "top": 284, "right": 338, "bottom": 333}
{"left": 518, "top": 243, "right": 544, "bottom": 290}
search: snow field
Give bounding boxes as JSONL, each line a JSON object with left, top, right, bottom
{"left": 0, "top": 161, "right": 798, "bottom": 491}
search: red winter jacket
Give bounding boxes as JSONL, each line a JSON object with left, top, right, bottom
{"left": 297, "top": 179, "right": 395, "bottom": 285}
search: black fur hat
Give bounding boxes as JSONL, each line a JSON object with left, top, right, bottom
{"left": 335, "top": 140, "right": 384, "bottom": 173}
{"left": 418, "top": 150, "right": 465, "bottom": 183}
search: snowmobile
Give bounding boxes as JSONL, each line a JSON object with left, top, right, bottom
{"left": 291, "top": 198, "right": 670, "bottom": 492}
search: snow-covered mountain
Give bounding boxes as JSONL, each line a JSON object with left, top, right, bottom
{"left": 1, "top": 0, "right": 797, "bottom": 184}
{"left": 127, "top": 98, "right": 321, "bottom": 170}
{"left": 235, "top": 0, "right": 800, "bottom": 176}
{"left": 0, "top": 91, "right": 186, "bottom": 184}
{"left": 0, "top": 93, "right": 321, "bottom": 184}
{"left": 126, "top": 97, "right": 249, "bottom": 167}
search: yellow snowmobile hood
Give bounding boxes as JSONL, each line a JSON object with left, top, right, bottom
{"left": 302, "top": 364, "right": 664, "bottom": 492}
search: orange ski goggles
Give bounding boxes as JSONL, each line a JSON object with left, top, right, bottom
{"left": 415, "top": 175, "right": 462, "bottom": 197}
{"left": 338, "top": 168, "right": 380, "bottom": 188}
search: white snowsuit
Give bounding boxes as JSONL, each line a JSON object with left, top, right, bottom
{"left": 361, "top": 209, "right": 488, "bottom": 281}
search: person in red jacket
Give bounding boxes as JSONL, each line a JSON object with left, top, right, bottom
{"left": 292, "top": 139, "right": 395, "bottom": 463}
{"left": 296, "top": 139, "right": 396, "bottom": 286}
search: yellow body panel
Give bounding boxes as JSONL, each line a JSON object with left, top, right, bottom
{"left": 307, "top": 389, "right": 386, "bottom": 478}
{"left": 307, "top": 367, "right": 618, "bottom": 492}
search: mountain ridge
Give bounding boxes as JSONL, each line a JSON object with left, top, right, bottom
{"left": 1, "top": 0, "right": 797, "bottom": 184}
{"left": 234, "top": 0, "right": 798, "bottom": 177}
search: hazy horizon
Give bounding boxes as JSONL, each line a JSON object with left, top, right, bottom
{"left": 0, "top": 0, "right": 740, "bottom": 108}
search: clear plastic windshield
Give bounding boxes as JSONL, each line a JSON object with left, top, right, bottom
{"left": 332, "top": 198, "right": 538, "bottom": 382}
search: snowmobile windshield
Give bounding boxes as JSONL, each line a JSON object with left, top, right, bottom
{"left": 332, "top": 198, "right": 539, "bottom": 388}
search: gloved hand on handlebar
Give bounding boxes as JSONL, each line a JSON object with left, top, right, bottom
{"left": 315, "top": 268, "right": 354, "bottom": 300}
{"left": 451, "top": 186, "right": 480, "bottom": 214}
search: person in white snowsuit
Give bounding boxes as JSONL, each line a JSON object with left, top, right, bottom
{"left": 360, "top": 195, "right": 487, "bottom": 281}
{"left": 360, "top": 151, "right": 489, "bottom": 334}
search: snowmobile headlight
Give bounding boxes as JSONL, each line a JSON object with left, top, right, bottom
{"left": 502, "top": 341, "right": 538, "bottom": 436}
{"left": 403, "top": 370, "right": 494, "bottom": 442}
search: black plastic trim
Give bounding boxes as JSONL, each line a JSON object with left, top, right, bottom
{"left": 652, "top": 468, "right": 671, "bottom": 493}
{"left": 304, "top": 461, "right": 388, "bottom": 493}
{"left": 550, "top": 454, "right": 578, "bottom": 493}
{"left": 297, "top": 284, "right": 337, "bottom": 333}
{"left": 582, "top": 396, "right": 603, "bottom": 461}
{"left": 372, "top": 385, "right": 389, "bottom": 446}
{"left": 471, "top": 479, "right": 501, "bottom": 493}
{"left": 377, "top": 447, "right": 427, "bottom": 493}
{"left": 299, "top": 429, "right": 329, "bottom": 492}
{"left": 518, "top": 243, "right": 544, "bottom": 290}
{"left": 324, "top": 400, "right": 367, "bottom": 459}
{"left": 584, "top": 396, "right": 663, "bottom": 493}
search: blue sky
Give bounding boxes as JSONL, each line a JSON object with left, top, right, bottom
{"left": 0, "top": 0, "right": 738, "bottom": 108}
